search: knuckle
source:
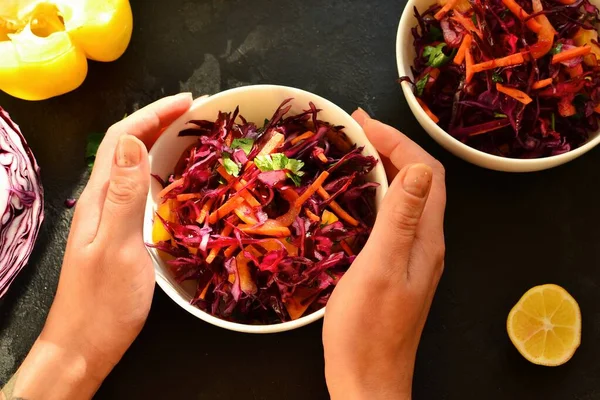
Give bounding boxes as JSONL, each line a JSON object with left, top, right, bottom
{"left": 388, "top": 199, "right": 423, "bottom": 234}
{"left": 107, "top": 175, "right": 140, "bottom": 205}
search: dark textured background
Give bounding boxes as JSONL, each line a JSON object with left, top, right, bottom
{"left": 1, "top": 0, "right": 600, "bottom": 398}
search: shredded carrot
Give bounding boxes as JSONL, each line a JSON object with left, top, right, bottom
{"left": 294, "top": 171, "right": 330, "bottom": 208}
{"left": 594, "top": 103, "right": 600, "bottom": 114}
{"left": 196, "top": 197, "right": 215, "bottom": 224}
{"left": 316, "top": 187, "right": 360, "bottom": 227}
{"left": 217, "top": 166, "right": 261, "bottom": 207}
{"left": 290, "top": 131, "right": 315, "bottom": 145}
{"left": 552, "top": 45, "right": 592, "bottom": 64}
{"left": 471, "top": 52, "right": 526, "bottom": 73}
{"left": 258, "top": 133, "right": 285, "bottom": 156}
{"left": 224, "top": 244, "right": 238, "bottom": 258}
{"left": 340, "top": 240, "right": 355, "bottom": 256}
{"left": 208, "top": 196, "right": 245, "bottom": 224}
{"left": 496, "top": 83, "right": 533, "bottom": 105}
{"left": 239, "top": 220, "right": 291, "bottom": 237}
{"left": 199, "top": 281, "right": 211, "bottom": 300}
{"left": 454, "top": 34, "right": 472, "bottom": 65}
{"left": 416, "top": 98, "right": 440, "bottom": 123}
{"left": 317, "top": 152, "right": 328, "bottom": 163}
{"left": 257, "top": 239, "right": 298, "bottom": 256}
{"left": 234, "top": 201, "right": 259, "bottom": 225}
{"left": 158, "top": 178, "right": 184, "bottom": 199}
{"left": 566, "top": 64, "right": 584, "bottom": 78}
{"left": 502, "top": 0, "right": 542, "bottom": 32}
{"left": 558, "top": 0, "right": 577, "bottom": 4}
{"left": 206, "top": 224, "right": 235, "bottom": 264}
{"left": 235, "top": 245, "right": 261, "bottom": 294}
{"left": 305, "top": 208, "right": 320, "bottom": 222}
{"left": 176, "top": 193, "right": 202, "bottom": 201}
{"left": 451, "top": 14, "right": 481, "bottom": 38}
{"left": 284, "top": 287, "right": 321, "bottom": 320}
{"left": 531, "top": 78, "right": 553, "bottom": 90}
{"left": 434, "top": 0, "right": 458, "bottom": 20}
{"left": 465, "top": 46, "right": 475, "bottom": 84}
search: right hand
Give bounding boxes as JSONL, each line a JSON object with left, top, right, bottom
{"left": 323, "top": 109, "right": 447, "bottom": 399}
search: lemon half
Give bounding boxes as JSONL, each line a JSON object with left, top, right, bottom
{"left": 507, "top": 284, "right": 581, "bottom": 366}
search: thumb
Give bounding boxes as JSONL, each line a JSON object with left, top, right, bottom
{"left": 96, "top": 134, "right": 150, "bottom": 243}
{"left": 361, "top": 163, "right": 433, "bottom": 278}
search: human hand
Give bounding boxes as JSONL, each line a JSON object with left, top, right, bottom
{"left": 323, "top": 109, "right": 447, "bottom": 400}
{"left": 6, "top": 93, "right": 193, "bottom": 400}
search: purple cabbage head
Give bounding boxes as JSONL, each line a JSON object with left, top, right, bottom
{"left": 0, "top": 107, "right": 44, "bottom": 297}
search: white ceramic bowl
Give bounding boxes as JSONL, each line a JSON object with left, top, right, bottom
{"left": 143, "top": 85, "right": 388, "bottom": 333}
{"left": 396, "top": 1, "right": 600, "bottom": 172}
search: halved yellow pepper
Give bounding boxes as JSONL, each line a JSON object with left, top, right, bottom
{"left": 0, "top": 0, "right": 132, "bottom": 100}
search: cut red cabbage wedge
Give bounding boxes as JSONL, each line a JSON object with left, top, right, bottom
{"left": 0, "top": 107, "right": 44, "bottom": 298}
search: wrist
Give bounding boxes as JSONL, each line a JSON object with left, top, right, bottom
{"left": 10, "top": 338, "right": 107, "bottom": 400}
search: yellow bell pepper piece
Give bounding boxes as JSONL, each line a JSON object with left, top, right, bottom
{"left": 0, "top": 0, "right": 132, "bottom": 101}
{"left": 152, "top": 201, "right": 174, "bottom": 244}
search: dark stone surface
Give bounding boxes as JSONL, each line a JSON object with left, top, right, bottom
{"left": 1, "top": 0, "right": 600, "bottom": 398}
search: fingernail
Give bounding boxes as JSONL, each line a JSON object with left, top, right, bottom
{"left": 403, "top": 164, "right": 433, "bottom": 198}
{"left": 116, "top": 135, "right": 142, "bottom": 167}
{"left": 353, "top": 107, "right": 371, "bottom": 126}
{"left": 173, "top": 92, "right": 193, "bottom": 102}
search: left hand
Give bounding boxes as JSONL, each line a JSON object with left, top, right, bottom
{"left": 8, "top": 93, "right": 193, "bottom": 399}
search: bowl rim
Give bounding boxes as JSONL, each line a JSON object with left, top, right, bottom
{"left": 145, "top": 84, "right": 388, "bottom": 334}
{"left": 396, "top": 0, "right": 600, "bottom": 172}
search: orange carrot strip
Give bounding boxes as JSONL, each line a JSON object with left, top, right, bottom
{"left": 275, "top": 189, "right": 300, "bottom": 227}
{"left": 196, "top": 197, "right": 215, "bottom": 224}
{"left": 552, "top": 45, "right": 591, "bottom": 64}
{"left": 217, "top": 166, "right": 261, "bottom": 207}
{"left": 496, "top": 83, "right": 533, "bottom": 105}
{"left": 416, "top": 98, "right": 440, "bottom": 123}
{"left": 206, "top": 224, "right": 235, "bottom": 264}
{"left": 434, "top": 0, "right": 458, "bottom": 20}
{"left": 305, "top": 208, "right": 321, "bottom": 222}
{"left": 471, "top": 52, "right": 526, "bottom": 73}
{"left": 502, "top": 0, "right": 542, "bottom": 32}
{"left": 317, "top": 152, "right": 328, "bottom": 163}
{"left": 199, "top": 281, "right": 211, "bottom": 300}
{"left": 531, "top": 78, "right": 553, "bottom": 89}
{"left": 258, "top": 133, "right": 285, "bottom": 156}
{"left": 451, "top": 14, "right": 481, "bottom": 37}
{"left": 566, "top": 64, "right": 584, "bottom": 78}
{"left": 290, "top": 131, "right": 315, "bottom": 145}
{"left": 208, "top": 196, "right": 245, "bottom": 224}
{"left": 465, "top": 46, "right": 475, "bottom": 84}
{"left": 224, "top": 244, "right": 238, "bottom": 258}
{"left": 238, "top": 220, "right": 291, "bottom": 237}
{"left": 258, "top": 239, "right": 298, "bottom": 256}
{"left": 294, "top": 172, "right": 330, "bottom": 208}
{"left": 316, "top": 187, "right": 360, "bottom": 227}
{"left": 558, "top": 0, "right": 577, "bottom": 4}
{"left": 340, "top": 240, "right": 355, "bottom": 256}
{"left": 176, "top": 193, "right": 202, "bottom": 201}
{"left": 234, "top": 201, "right": 259, "bottom": 225}
{"left": 284, "top": 287, "right": 321, "bottom": 320}
{"left": 454, "top": 34, "right": 472, "bottom": 65}
{"left": 236, "top": 245, "right": 261, "bottom": 294}
{"left": 158, "top": 178, "right": 184, "bottom": 199}
{"left": 594, "top": 103, "right": 600, "bottom": 114}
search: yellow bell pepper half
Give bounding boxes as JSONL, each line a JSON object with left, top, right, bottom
{"left": 0, "top": 0, "right": 133, "bottom": 101}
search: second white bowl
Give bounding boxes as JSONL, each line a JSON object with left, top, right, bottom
{"left": 396, "top": 0, "right": 600, "bottom": 172}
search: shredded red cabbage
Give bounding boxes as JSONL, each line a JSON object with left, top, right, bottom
{"left": 401, "top": 0, "right": 600, "bottom": 158}
{"left": 150, "top": 100, "right": 378, "bottom": 324}
{"left": 0, "top": 107, "right": 44, "bottom": 297}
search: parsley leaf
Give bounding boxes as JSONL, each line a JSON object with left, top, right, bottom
{"left": 222, "top": 154, "right": 240, "bottom": 177}
{"left": 428, "top": 26, "right": 443, "bottom": 41}
{"left": 422, "top": 43, "right": 452, "bottom": 68}
{"left": 551, "top": 43, "right": 563, "bottom": 55}
{"left": 231, "top": 138, "right": 254, "bottom": 155}
{"left": 494, "top": 113, "right": 507, "bottom": 118}
{"left": 492, "top": 73, "right": 504, "bottom": 83}
{"left": 85, "top": 132, "right": 105, "bottom": 168}
{"left": 471, "top": 13, "right": 478, "bottom": 24}
{"left": 254, "top": 153, "right": 305, "bottom": 186}
{"left": 415, "top": 74, "right": 429, "bottom": 96}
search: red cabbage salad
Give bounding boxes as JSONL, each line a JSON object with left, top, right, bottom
{"left": 150, "top": 100, "right": 379, "bottom": 324}
{"left": 401, "top": 0, "right": 600, "bottom": 158}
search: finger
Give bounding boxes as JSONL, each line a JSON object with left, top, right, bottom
{"left": 353, "top": 109, "right": 446, "bottom": 237}
{"left": 72, "top": 93, "right": 192, "bottom": 244}
{"left": 96, "top": 135, "right": 150, "bottom": 244}
{"left": 360, "top": 163, "right": 433, "bottom": 280}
